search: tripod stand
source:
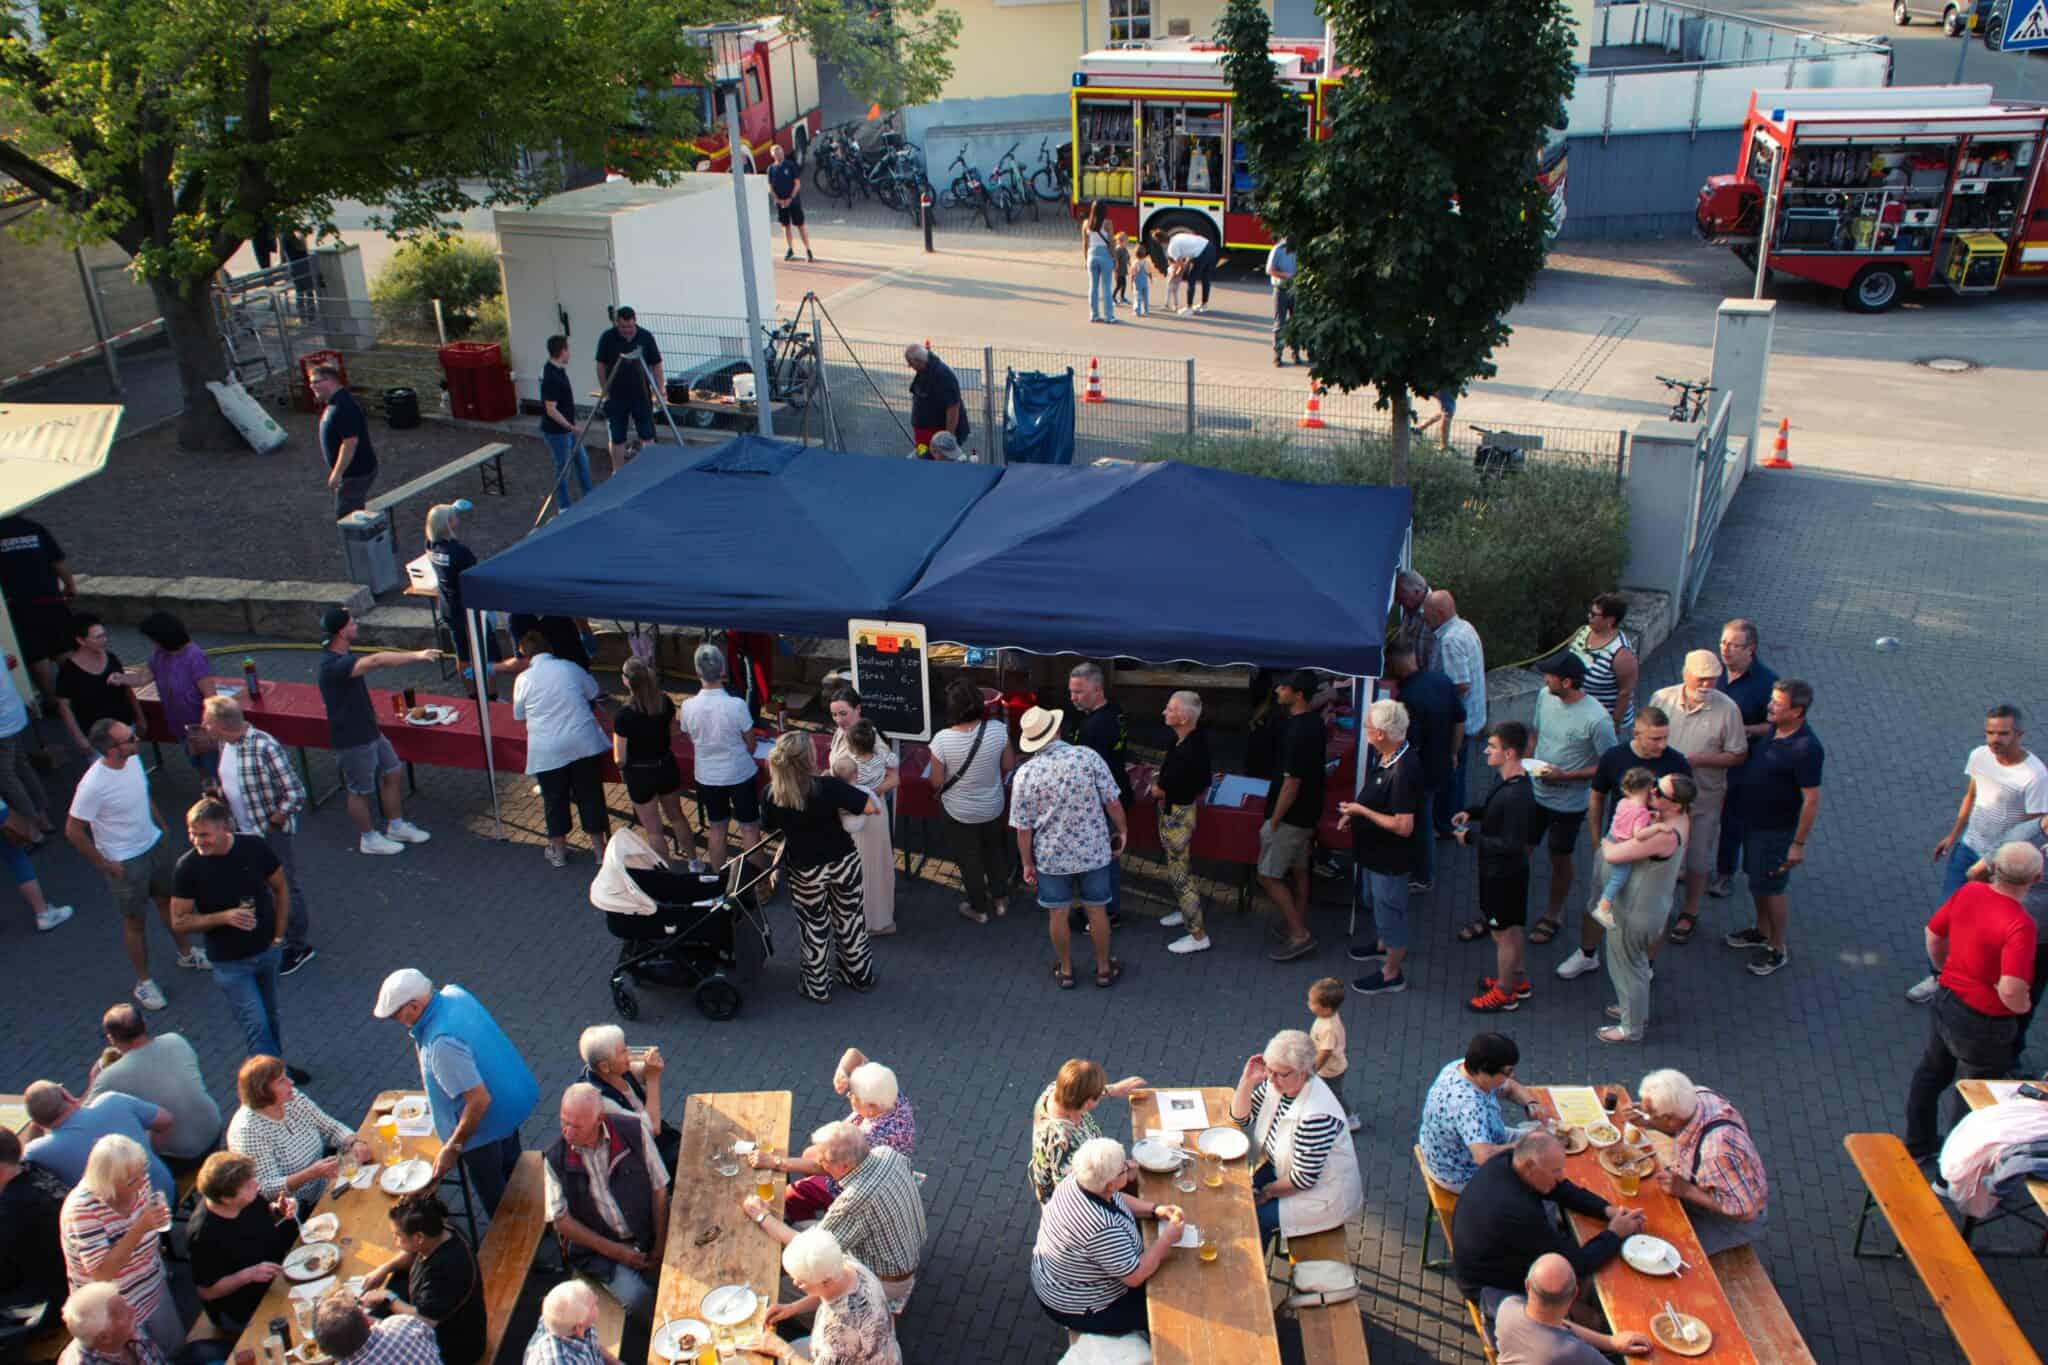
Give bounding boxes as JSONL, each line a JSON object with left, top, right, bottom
{"left": 535, "top": 349, "right": 687, "bottom": 527}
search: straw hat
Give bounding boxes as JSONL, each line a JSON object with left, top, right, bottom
{"left": 1018, "top": 706, "right": 1065, "bottom": 753}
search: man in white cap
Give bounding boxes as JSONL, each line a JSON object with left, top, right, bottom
{"left": 1009, "top": 705, "right": 1127, "bottom": 990}
{"left": 374, "top": 968, "right": 540, "bottom": 1215}
{"left": 1650, "top": 651, "right": 1749, "bottom": 948}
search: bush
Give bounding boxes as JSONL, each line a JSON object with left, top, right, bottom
{"left": 1139, "top": 433, "right": 1628, "bottom": 666}
{"left": 469, "top": 294, "right": 509, "bottom": 346}
{"left": 370, "top": 236, "right": 504, "bottom": 335}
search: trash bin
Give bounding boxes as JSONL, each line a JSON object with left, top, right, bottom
{"left": 382, "top": 386, "right": 421, "bottom": 429}
{"left": 338, "top": 511, "right": 399, "bottom": 594}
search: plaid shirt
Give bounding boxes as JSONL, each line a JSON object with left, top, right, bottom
{"left": 523, "top": 1324, "right": 608, "bottom": 1365}
{"left": 819, "top": 1146, "right": 926, "bottom": 1280}
{"left": 1674, "top": 1090, "right": 1769, "bottom": 1221}
{"left": 338, "top": 1315, "right": 442, "bottom": 1365}
{"left": 222, "top": 726, "right": 306, "bottom": 835}
{"left": 60, "top": 1335, "right": 169, "bottom": 1365}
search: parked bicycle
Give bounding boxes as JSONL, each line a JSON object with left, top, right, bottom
{"left": 943, "top": 148, "right": 997, "bottom": 230}
{"left": 811, "top": 122, "right": 866, "bottom": 207}
{"left": 991, "top": 143, "right": 1037, "bottom": 223}
{"left": 1656, "top": 375, "right": 1716, "bottom": 422}
{"left": 1028, "top": 136, "right": 1072, "bottom": 203}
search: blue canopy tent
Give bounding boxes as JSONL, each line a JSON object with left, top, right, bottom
{"left": 891, "top": 460, "right": 1411, "bottom": 676}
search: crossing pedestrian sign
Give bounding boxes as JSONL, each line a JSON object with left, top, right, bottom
{"left": 2005, "top": 0, "right": 2048, "bottom": 50}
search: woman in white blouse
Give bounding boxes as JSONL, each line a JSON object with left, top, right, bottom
{"left": 828, "top": 689, "right": 901, "bottom": 936}
{"left": 225, "top": 1055, "right": 372, "bottom": 1206}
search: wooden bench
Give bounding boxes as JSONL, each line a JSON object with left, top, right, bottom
{"left": 1843, "top": 1133, "right": 2041, "bottom": 1365}
{"left": 1282, "top": 1227, "right": 1369, "bottom": 1365}
{"left": 1707, "top": 1245, "right": 1816, "bottom": 1365}
{"left": 477, "top": 1151, "right": 549, "bottom": 1365}
{"left": 1411, "top": 1148, "right": 1493, "bottom": 1365}
{"left": 363, "top": 443, "right": 512, "bottom": 517}
{"left": 591, "top": 1287, "right": 626, "bottom": 1357}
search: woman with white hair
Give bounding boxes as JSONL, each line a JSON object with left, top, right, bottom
{"left": 1228, "top": 1029, "right": 1362, "bottom": 1240}
{"left": 1030, "top": 1137, "right": 1184, "bottom": 1337}
{"left": 1337, "top": 698, "right": 1422, "bottom": 993}
{"left": 1150, "top": 689, "right": 1213, "bottom": 955}
{"left": 763, "top": 733, "right": 880, "bottom": 1003}
{"left": 680, "top": 643, "right": 763, "bottom": 871}
{"left": 425, "top": 503, "right": 485, "bottom": 691}
{"left": 58, "top": 1135, "right": 181, "bottom": 1348}
{"left": 576, "top": 1024, "right": 676, "bottom": 1167}
{"left": 757, "top": 1047, "right": 917, "bottom": 1223}
{"left": 752, "top": 1228, "right": 900, "bottom": 1364}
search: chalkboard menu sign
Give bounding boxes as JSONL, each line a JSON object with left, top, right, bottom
{"left": 848, "top": 619, "right": 931, "bottom": 741}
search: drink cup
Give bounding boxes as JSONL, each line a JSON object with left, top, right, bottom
{"left": 1202, "top": 1154, "right": 1223, "bottom": 1188}
{"left": 1174, "top": 1163, "right": 1196, "bottom": 1194}
{"left": 1616, "top": 1167, "right": 1640, "bottom": 1198}
{"left": 1199, "top": 1236, "right": 1218, "bottom": 1263}
{"left": 755, "top": 1179, "right": 774, "bottom": 1202}
{"left": 390, "top": 693, "right": 406, "bottom": 720}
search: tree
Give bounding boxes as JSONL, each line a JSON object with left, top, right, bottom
{"left": 1220, "top": 0, "right": 1574, "bottom": 484}
{"left": 0, "top": 0, "right": 954, "bottom": 450}
{"left": 804, "top": 0, "right": 961, "bottom": 111}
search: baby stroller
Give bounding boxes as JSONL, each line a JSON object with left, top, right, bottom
{"left": 590, "top": 827, "right": 778, "bottom": 1021}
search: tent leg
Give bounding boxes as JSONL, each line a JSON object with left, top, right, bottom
{"left": 467, "top": 610, "right": 503, "bottom": 841}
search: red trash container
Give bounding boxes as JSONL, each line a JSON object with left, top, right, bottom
{"left": 438, "top": 342, "right": 508, "bottom": 420}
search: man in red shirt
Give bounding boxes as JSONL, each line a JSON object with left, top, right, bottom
{"left": 1905, "top": 841, "right": 2041, "bottom": 1159}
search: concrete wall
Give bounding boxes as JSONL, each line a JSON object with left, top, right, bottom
{"left": 905, "top": 94, "right": 1073, "bottom": 194}
{"left": 1557, "top": 128, "right": 1739, "bottom": 238}
{"left": 0, "top": 207, "right": 155, "bottom": 385}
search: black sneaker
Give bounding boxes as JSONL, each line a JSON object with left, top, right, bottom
{"left": 1346, "top": 942, "right": 1384, "bottom": 963}
{"left": 1724, "top": 926, "right": 1768, "bottom": 949}
{"left": 1746, "top": 948, "right": 1789, "bottom": 977}
{"left": 279, "top": 946, "right": 318, "bottom": 977}
{"left": 784, "top": 249, "right": 796, "bottom": 261}
{"left": 285, "top": 1064, "right": 313, "bottom": 1085}
{"left": 1352, "top": 970, "right": 1407, "bottom": 996}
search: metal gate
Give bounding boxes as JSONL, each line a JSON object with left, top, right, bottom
{"left": 1684, "top": 393, "right": 1735, "bottom": 614}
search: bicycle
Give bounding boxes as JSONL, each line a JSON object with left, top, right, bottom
{"left": 992, "top": 143, "right": 1037, "bottom": 222}
{"left": 1656, "top": 375, "right": 1716, "bottom": 422}
{"left": 943, "top": 148, "right": 996, "bottom": 230}
{"left": 1028, "top": 136, "right": 1072, "bottom": 203}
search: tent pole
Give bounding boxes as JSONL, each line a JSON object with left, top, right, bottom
{"left": 467, "top": 610, "right": 503, "bottom": 841}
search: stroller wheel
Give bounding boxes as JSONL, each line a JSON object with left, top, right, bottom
{"left": 694, "top": 976, "right": 743, "bottom": 1021}
{"left": 611, "top": 981, "right": 640, "bottom": 1020}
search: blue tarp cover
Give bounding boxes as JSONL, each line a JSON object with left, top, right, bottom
{"left": 1002, "top": 368, "right": 1076, "bottom": 466}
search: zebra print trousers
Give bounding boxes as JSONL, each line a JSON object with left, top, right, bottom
{"left": 789, "top": 849, "right": 875, "bottom": 1001}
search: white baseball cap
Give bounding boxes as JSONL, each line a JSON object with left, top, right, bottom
{"left": 373, "top": 968, "right": 434, "bottom": 1019}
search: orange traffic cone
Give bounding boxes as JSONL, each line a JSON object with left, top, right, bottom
{"left": 1082, "top": 357, "right": 1106, "bottom": 404}
{"left": 1298, "top": 381, "right": 1325, "bottom": 429}
{"left": 1761, "top": 418, "right": 1792, "bottom": 468}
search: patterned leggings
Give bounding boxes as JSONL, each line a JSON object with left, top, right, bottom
{"left": 1158, "top": 802, "right": 1204, "bottom": 938}
{"left": 788, "top": 850, "right": 875, "bottom": 1001}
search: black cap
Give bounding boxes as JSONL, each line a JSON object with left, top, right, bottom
{"left": 1539, "top": 653, "right": 1586, "bottom": 685}
{"left": 320, "top": 607, "right": 352, "bottom": 643}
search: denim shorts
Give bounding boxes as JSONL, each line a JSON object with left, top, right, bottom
{"left": 1744, "top": 825, "right": 1797, "bottom": 894}
{"left": 1036, "top": 863, "right": 1113, "bottom": 910}
{"left": 338, "top": 736, "right": 401, "bottom": 796}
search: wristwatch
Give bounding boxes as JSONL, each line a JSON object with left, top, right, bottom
{"left": 752, "top": 1211, "right": 767, "bottom": 1224}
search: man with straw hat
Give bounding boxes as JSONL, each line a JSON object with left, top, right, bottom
{"left": 1650, "top": 650, "right": 1749, "bottom": 946}
{"left": 1010, "top": 705, "right": 1128, "bottom": 991}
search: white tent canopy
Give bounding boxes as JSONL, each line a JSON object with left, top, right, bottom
{"left": 2, "top": 402, "right": 121, "bottom": 708}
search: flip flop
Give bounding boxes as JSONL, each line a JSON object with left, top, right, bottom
{"left": 1527, "top": 918, "right": 1562, "bottom": 945}
{"left": 1457, "top": 920, "right": 1490, "bottom": 943}
{"left": 1095, "top": 958, "right": 1124, "bottom": 989}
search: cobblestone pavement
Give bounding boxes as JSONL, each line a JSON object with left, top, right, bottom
{"left": 6, "top": 462, "right": 2044, "bottom": 1363}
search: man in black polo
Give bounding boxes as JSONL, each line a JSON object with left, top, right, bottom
{"left": 1725, "top": 678, "right": 1823, "bottom": 978}
{"left": 313, "top": 365, "right": 377, "bottom": 520}
{"left": 594, "top": 307, "right": 664, "bottom": 475}
{"left": 766, "top": 144, "right": 813, "bottom": 263}
{"left": 905, "top": 343, "right": 968, "bottom": 455}
{"left": 1451, "top": 1133, "right": 1643, "bottom": 1322}
{"left": 1066, "top": 661, "right": 1131, "bottom": 925}
{"left": 543, "top": 1084, "right": 668, "bottom": 1331}
{"left": 1386, "top": 643, "right": 1459, "bottom": 893}
{"left": 0, "top": 512, "right": 74, "bottom": 708}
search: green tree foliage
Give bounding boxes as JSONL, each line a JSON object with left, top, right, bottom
{"left": 1220, "top": 0, "right": 1575, "bottom": 484}
{"left": 370, "top": 237, "right": 504, "bottom": 334}
{"left": 803, "top": 0, "right": 961, "bottom": 110}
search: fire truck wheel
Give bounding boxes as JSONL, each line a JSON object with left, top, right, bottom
{"left": 1845, "top": 265, "right": 1906, "bottom": 313}
{"left": 1941, "top": 4, "right": 1962, "bottom": 34}
{"left": 1893, "top": 0, "right": 1910, "bottom": 23}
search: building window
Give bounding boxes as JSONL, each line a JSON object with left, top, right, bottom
{"left": 1108, "top": 0, "right": 1152, "bottom": 44}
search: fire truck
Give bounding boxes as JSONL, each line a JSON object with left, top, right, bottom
{"left": 1695, "top": 86, "right": 2048, "bottom": 312}
{"left": 1068, "top": 37, "right": 1569, "bottom": 251}
{"left": 673, "top": 17, "right": 822, "bottom": 173}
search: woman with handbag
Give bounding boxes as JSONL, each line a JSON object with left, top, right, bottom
{"left": 614, "top": 657, "right": 690, "bottom": 862}
{"left": 924, "top": 678, "right": 1016, "bottom": 925}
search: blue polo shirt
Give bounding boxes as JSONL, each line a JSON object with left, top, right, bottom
{"left": 1748, "top": 722, "right": 1823, "bottom": 831}
{"left": 1721, "top": 660, "right": 1778, "bottom": 790}
{"left": 1395, "top": 669, "right": 1462, "bottom": 788}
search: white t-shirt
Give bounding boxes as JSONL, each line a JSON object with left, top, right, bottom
{"left": 1963, "top": 746, "right": 2048, "bottom": 852}
{"left": 513, "top": 654, "right": 609, "bottom": 774}
{"left": 67, "top": 757, "right": 160, "bottom": 861}
{"left": 1166, "top": 232, "right": 1207, "bottom": 262}
{"left": 682, "top": 687, "right": 758, "bottom": 787}
{"left": 928, "top": 719, "right": 1008, "bottom": 823}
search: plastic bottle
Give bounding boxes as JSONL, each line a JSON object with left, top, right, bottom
{"left": 243, "top": 657, "right": 262, "bottom": 700}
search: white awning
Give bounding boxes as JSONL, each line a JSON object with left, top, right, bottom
{"left": 0, "top": 402, "right": 122, "bottom": 515}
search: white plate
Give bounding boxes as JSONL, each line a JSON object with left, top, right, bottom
{"left": 699, "top": 1284, "right": 759, "bottom": 1327}
{"left": 1196, "top": 1126, "right": 1250, "bottom": 1160}
{"left": 380, "top": 1158, "right": 433, "bottom": 1195}
{"left": 651, "top": 1319, "right": 712, "bottom": 1360}
{"left": 1522, "top": 758, "right": 1555, "bottom": 777}
{"left": 284, "top": 1242, "right": 342, "bottom": 1282}
{"left": 1621, "top": 1234, "right": 1681, "bottom": 1276}
{"left": 392, "top": 1096, "right": 428, "bottom": 1121}
{"left": 289, "top": 1277, "right": 336, "bottom": 1301}
{"left": 1131, "top": 1139, "right": 1185, "bottom": 1173}
{"left": 402, "top": 706, "right": 459, "bottom": 727}
{"left": 1175, "top": 1222, "right": 1200, "bottom": 1248}
{"left": 300, "top": 1212, "right": 340, "bottom": 1243}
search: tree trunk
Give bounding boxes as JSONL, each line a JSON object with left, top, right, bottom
{"left": 1390, "top": 388, "right": 1411, "bottom": 487}
{"left": 152, "top": 274, "right": 242, "bottom": 452}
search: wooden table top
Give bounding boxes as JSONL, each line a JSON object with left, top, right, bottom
{"left": 1531, "top": 1086, "right": 1757, "bottom": 1365}
{"left": 1956, "top": 1078, "right": 2048, "bottom": 1217}
{"left": 1126, "top": 1087, "right": 1280, "bottom": 1365}
{"left": 230, "top": 1090, "right": 441, "bottom": 1357}
{"left": 0, "top": 1094, "right": 26, "bottom": 1134}
{"left": 654, "top": 1091, "right": 793, "bottom": 1354}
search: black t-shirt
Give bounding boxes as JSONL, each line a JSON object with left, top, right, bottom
{"left": 762, "top": 776, "right": 869, "bottom": 869}
{"left": 909, "top": 355, "right": 968, "bottom": 438}
{"left": 508, "top": 615, "right": 589, "bottom": 671}
{"left": 595, "top": 327, "right": 662, "bottom": 401}
{"left": 0, "top": 1161, "right": 70, "bottom": 1303}
{"left": 1157, "top": 728, "right": 1212, "bottom": 806}
{"left": 319, "top": 390, "right": 376, "bottom": 480}
{"left": 427, "top": 539, "right": 476, "bottom": 627}
{"left": 1244, "top": 709, "right": 1284, "bottom": 780}
{"left": 318, "top": 648, "right": 379, "bottom": 749}
{"left": 614, "top": 697, "right": 677, "bottom": 764}
{"left": 1352, "top": 744, "right": 1421, "bottom": 875}
{"left": 539, "top": 362, "right": 578, "bottom": 435}
{"left": 56, "top": 652, "right": 131, "bottom": 733}
{"left": 767, "top": 161, "right": 799, "bottom": 203}
{"left": 1588, "top": 743, "right": 1693, "bottom": 837}
{"left": 1394, "top": 669, "right": 1461, "bottom": 788}
{"left": 189, "top": 1198, "right": 296, "bottom": 1330}
{"left": 173, "top": 835, "right": 283, "bottom": 962}
{"left": 0, "top": 516, "right": 64, "bottom": 603}
{"left": 1268, "top": 710, "right": 1327, "bottom": 829}
{"left": 1069, "top": 702, "right": 1133, "bottom": 807}
{"left": 409, "top": 1235, "right": 486, "bottom": 1365}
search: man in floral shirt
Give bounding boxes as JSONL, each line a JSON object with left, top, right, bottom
{"left": 1010, "top": 707, "right": 1128, "bottom": 990}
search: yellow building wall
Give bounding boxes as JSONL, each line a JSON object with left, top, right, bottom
{"left": 938, "top": 0, "right": 1259, "bottom": 103}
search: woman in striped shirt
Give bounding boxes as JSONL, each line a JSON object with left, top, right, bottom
{"left": 1230, "top": 1030, "right": 1364, "bottom": 1241}
{"left": 225, "top": 1055, "right": 372, "bottom": 1206}
{"left": 1030, "top": 1138, "right": 1185, "bottom": 1338}
{"left": 1568, "top": 594, "right": 1638, "bottom": 733}
{"left": 59, "top": 1135, "right": 182, "bottom": 1349}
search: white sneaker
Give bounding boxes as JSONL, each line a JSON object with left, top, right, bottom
{"left": 359, "top": 831, "right": 405, "bottom": 855}
{"left": 1591, "top": 902, "right": 1617, "bottom": 931}
{"left": 1555, "top": 948, "right": 1601, "bottom": 980}
{"left": 1907, "top": 974, "right": 1940, "bottom": 1004}
{"left": 384, "top": 819, "right": 431, "bottom": 844}
{"left": 1159, "top": 912, "right": 1186, "bottom": 928}
{"left": 134, "top": 979, "right": 168, "bottom": 1011}
{"left": 35, "top": 905, "right": 74, "bottom": 932}
{"left": 1167, "top": 934, "right": 1212, "bottom": 955}
{"left": 176, "top": 946, "right": 212, "bottom": 970}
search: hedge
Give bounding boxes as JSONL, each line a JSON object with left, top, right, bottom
{"left": 369, "top": 236, "right": 505, "bottom": 337}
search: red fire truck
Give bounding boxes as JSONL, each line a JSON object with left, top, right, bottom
{"left": 1696, "top": 86, "right": 2048, "bottom": 312}
{"left": 673, "top": 17, "right": 822, "bottom": 173}
{"left": 1068, "top": 37, "right": 1569, "bottom": 251}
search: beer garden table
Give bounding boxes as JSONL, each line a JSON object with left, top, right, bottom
{"left": 654, "top": 1091, "right": 793, "bottom": 1357}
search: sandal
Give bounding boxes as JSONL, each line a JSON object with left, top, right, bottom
{"left": 1053, "top": 963, "right": 1075, "bottom": 990}
{"left": 1095, "top": 958, "right": 1124, "bottom": 989}
{"left": 958, "top": 902, "right": 989, "bottom": 925}
{"left": 1668, "top": 912, "right": 1698, "bottom": 945}
{"left": 1457, "top": 920, "right": 1490, "bottom": 943}
{"left": 1595, "top": 1025, "right": 1638, "bottom": 1045}
{"left": 1527, "top": 918, "right": 1562, "bottom": 946}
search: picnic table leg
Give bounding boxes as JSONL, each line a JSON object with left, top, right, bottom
{"left": 480, "top": 452, "right": 505, "bottom": 496}
{"left": 1852, "top": 1190, "right": 1894, "bottom": 1259}
{"left": 406, "top": 761, "right": 418, "bottom": 796}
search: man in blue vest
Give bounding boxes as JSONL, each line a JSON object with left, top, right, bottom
{"left": 542, "top": 1085, "right": 669, "bottom": 1328}
{"left": 374, "top": 968, "right": 540, "bottom": 1216}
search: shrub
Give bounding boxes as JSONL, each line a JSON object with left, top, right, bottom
{"left": 469, "top": 294, "right": 510, "bottom": 346}
{"left": 370, "top": 236, "right": 504, "bottom": 335}
{"left": 1138, "top": 433, "right": 1628, "bottom": 666}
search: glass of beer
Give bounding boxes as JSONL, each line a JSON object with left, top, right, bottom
{"left": 755, "top": 1173, "right": 774, "bottom": 1202}
{"left": 338, "top": 1145, "right": 359, "bottom": 1182}
{"left": 1615, "top": 1166, "right": 1640, "bottom": 1198}
{"left": 1198, "top": 1235, "right": 1219, "bottom": 1263}
{"left": 1202, "top": 1154, "right": 1224, "bottom": 1189}
{"left": 377, "top": 1116, "right": 399, "bottom": 1162}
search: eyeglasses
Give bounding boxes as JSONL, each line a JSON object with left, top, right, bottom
{"left": 1267, "top": 1066, "right": 1301, "bottom": 1082}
